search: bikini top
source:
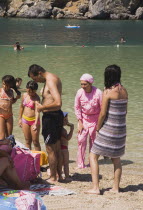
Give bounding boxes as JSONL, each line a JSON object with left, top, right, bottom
{"left": 23, "top": 95, "right": 35, "bottom": 110}
{"left": 0, "top": 89, "right": 13, "bottom": 101}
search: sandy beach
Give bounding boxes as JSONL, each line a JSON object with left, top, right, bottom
{"left": 41, "top": 152, "right": 143, "bottom": 210}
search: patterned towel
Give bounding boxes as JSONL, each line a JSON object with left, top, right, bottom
{"left": 30, "top": 184, "right": 76, "bottom": 196}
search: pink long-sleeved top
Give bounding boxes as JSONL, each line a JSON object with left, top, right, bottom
{"left": 74, "top": 86, "right": 102, "bottom": 127}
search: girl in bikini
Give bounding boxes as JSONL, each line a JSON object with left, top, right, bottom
{"left": 19, "top": 80, "right": 41, "bottom": 151}
{"left": 0, "top": 75, "right": 21, "bottom": 140}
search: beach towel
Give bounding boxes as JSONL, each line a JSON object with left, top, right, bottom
{"left": 0, "top": 190, "right": 46, "bottom": 210}
{"left": 30, "top": 184, "right": 76, "bottom": 196}
{"left": 15, "top": 191, "right": 41, "bottom": 210}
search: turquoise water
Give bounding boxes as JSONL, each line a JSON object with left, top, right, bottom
{"left": 0, "top": 18, "right": 143, "bottom": 173}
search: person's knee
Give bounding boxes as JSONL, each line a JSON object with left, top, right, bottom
{"left": 25, "top": 139, "right": 31, "bottom": 144}
{"left": 112, "top": 158, "right": 121, "bottom": 166}
{"left": 90, "top": 152, "right": 99, "bottom": 162}
{"left": 46, "top": 144, "right": 54, "bottom": 153}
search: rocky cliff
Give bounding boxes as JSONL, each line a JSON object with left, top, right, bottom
{"left": 0, "top": 0, "right": 143, "bottom": 19}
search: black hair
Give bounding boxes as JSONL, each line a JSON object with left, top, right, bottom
{"left": 28, "top": 64, "right": 46, "bottom": 77}
{"left": 26, "top": 80, "right": 38, "bottom": 90}
{"left": 2, "top": 75, "right": 21, "bottom": 95}
{"left": 15, "top": 77, "right": 22, "bottom": 83}
{"left": 2, "top": 75, "right": 15, "bottom": 85}
{"left": 15, "top": 42, "right": 21, "bottom": 50}
{"left": 104, "top": 65, "right": 121, "bottom": 89}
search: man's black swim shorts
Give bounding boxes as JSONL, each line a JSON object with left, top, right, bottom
{"left": 42, "top": 110, "right": 63, "bottom": 144}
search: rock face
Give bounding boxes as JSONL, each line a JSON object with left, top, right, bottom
{"left": 0, "top": 0, "right": 143, "bottom": 19}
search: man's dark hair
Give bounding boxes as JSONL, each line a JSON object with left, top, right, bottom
{"left": 28, "top": 64, "right": 46, "bottom": 77}
{"left": 104, "top": 64, "right": 121, "bottom": 89}
{"left": 26, "top": 80, "right": 38, "bottom": 90}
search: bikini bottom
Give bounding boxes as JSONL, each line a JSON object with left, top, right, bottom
{"left": 22, "top": 114, "right": 40, "bottom": 126}
{"left": 0, "top": 113, "right": 13, "bottom": 120}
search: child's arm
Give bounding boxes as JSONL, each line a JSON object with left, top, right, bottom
{"left": 12, "top": 88, "right": 21, "bottom": 104}
{"left": 32, "top": 96, "right": 40, "bottom": 131}
{"left": 18, "top": 94, "right": 24, "bottom": 127}
{"left": 65, "top": 123, "right": 74, "bottom": 141}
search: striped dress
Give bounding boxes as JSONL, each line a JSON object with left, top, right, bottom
{"left": 91, "top": 99, "right": 128, "bottom": 158}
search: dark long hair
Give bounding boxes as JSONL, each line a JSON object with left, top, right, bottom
{"left": 2, "top": 75, "right": 21, "bottom": 96}
{"left": 104, "top": 65, "right": 121, "bottom": 89}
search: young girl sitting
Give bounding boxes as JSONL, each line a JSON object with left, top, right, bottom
{"left": 19, "top": 81, "right": 41, "bottom": 151}
{"left": 61, "top": 112, "right": 74, "bottom": 182}
{"left": 0, "top": 75, "right": 21, "bottom": 140}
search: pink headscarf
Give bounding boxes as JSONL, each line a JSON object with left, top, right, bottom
{"left": 80, "top": 73, "right": 94, "bottom": 84}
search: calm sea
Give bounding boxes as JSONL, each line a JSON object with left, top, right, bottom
{"left": 0, "top": 18, "right": 143, "bottom": 174}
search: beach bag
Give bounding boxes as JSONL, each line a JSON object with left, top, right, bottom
{"left": 31, "top": 150, "right": 48, "bottom": 166}
{"left": 11, "top": 147, "right": 40, "bottom": 182}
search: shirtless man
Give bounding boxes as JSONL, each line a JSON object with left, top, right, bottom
{"left": 28, "top": 64, "right": 63, "bottom": 183}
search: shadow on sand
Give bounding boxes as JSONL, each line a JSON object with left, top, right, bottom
{"left": 98, "top": 158, "right": 133, "bottom": 166}
{"left": 121, "top": 184, "right": 143, "bottom": 192}
{"left": 69, "top": 160, "right": 76, "bottom": 164}
{"left": 71, "top": 173, "right": 102, "bottom": 182}
{"left": 101, "top": 184, "right": 143, "bottom": 194}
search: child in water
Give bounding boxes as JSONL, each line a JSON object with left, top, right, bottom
{"left": 15, "top": 78, "right": 22, "bottom": 89}
{"left": 61, "top": 112, "right": 74, "bottom": 182}
{"left": 0, "top": 75, "right": 21, "bottom": 140}
{"left": 19, "top": 80, "right": 41, "bottom": 151}
{"left": 13, "top": 42, "right": 24, "bottom": 51}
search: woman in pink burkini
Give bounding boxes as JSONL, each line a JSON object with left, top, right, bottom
{"left": 74, "top": 74, "right": 102, "bottom": 169}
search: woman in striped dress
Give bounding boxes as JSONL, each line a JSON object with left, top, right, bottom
{"left": 85, "top": 65, "right": 128, "bottom": 194}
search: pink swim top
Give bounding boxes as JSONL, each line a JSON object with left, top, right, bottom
{"left": 0, "top": 89, "right": 13, "bottom": 101}
{"left": 23, "top": 95, "right": 35, "bottom": 109}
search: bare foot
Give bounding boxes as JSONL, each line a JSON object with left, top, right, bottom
{"left": 84, "top": 189, "right": 100, "bottom": 195}
{"left": 47, "top": 177, "right": 57, "bottom": 184}
{"left": 108, "top": 188, "right": 119, "bottom": 193}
